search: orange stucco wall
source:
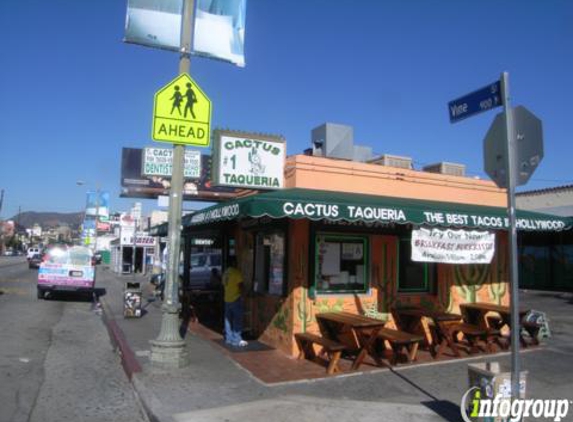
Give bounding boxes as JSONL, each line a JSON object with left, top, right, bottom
{"left": 285, "top": 154, "right": 506, "bottom": 207}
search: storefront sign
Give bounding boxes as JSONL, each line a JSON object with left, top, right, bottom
{"left": 120, "top": 234, "right": 156, "bottom": 247}
{"left": 411, "top": 228, "right": 495, "bottom": 264}
{"left": 212, "top": 131, "right": 285, "bottom": 189}
{"left": 186, "top": 189, "right": 572, "bottom": 232}
{"left": 142, "top": 147, "right": 201, "bottom": 178}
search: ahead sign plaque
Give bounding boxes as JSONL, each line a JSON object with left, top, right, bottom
{"left": 152, "top": 73, "right": 212, "bottom": 147}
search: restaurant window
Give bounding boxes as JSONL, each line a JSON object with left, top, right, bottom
{"left": 253, "top": 231, "right": 286, "bottom": 296}
{"left": 398, "top": 237, "right": 436, "bottom": 293}
{"left": 314, "top": 234, "right": 369, "bottom": 294}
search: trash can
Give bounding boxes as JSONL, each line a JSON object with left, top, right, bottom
{"left": 466, "top": 362, "right": 527, "bottom": 422}
{"left": 124, "top": 281, "right": 142, "bottom": 318}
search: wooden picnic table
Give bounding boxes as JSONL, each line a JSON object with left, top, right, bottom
{"left": 315, "top": 312, "right": 387, "bottom": 370}
{"left": 459, "top": 303, "right": 536, "bottom": 346}
{"left": 392, "top": 308, "right": 466, "bottom": 358}
{"left": 459, "top": 302, "right": 527, "bottom": 327}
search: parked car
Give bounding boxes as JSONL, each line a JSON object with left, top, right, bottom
{"left": 189, "top": 253, "right": 222, "bottom": 289}
{"left": 28, "top": 253, "right": 43, "bottom": 269}
{"left": 27, "top": 247, "right": 41, "bottom": 261}
{"left": 93, "top": 251, "right": 103, "bottom": 265}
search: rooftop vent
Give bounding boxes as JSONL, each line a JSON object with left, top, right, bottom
{"left": 310, "top": 123, "right": 373, "bottom": 162}
{"left": 369, "top": 154, "right": 413, "bottom": 170}
{"left": 423, "top": 162, "right": 466, "bottom": 177}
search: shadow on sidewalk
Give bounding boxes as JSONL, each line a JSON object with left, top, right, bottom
{"left": 389, "top": 368, "right": 461, "bottom": 422}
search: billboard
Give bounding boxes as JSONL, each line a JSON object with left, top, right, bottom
{"left": 85, "top": 191, "right": 110, "bottom": 220}
{"left": 120, "top": 147, "right": 241, "bottom": 201}
{"left": 142, "top": 147, "right": 201, "bottom": 179}
{"left": 124, "top": 0, "right": 246, "bottom": 67}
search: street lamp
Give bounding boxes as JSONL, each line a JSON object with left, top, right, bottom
{"left": 77, "top": 181, "right": 100, "bottom": 251}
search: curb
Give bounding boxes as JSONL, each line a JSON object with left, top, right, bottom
{"left": 99, "top": 293, "right": 175, "bottom": 422}
{"left": 132, "top": 374, "right": 177, "bottom": 422}
{"left": 99, "top": 294, "right": 142, "bottom": 378}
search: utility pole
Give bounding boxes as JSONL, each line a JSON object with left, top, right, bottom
{"left": 150, "top": 0, "right": 194, "bottom": 367}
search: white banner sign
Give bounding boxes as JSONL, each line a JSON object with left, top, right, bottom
{"left": 213, "top": 134, "right": 285, "bottom": 189}
{"left": 142, "top": 147, "right": 201, "bottom": 178}
{"left": 411, "top": 228, "right": 495, "bottom": 264}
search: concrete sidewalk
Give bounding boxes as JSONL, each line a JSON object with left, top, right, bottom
{"left": 96, "top": 266, "right": 573, "bottom": 422}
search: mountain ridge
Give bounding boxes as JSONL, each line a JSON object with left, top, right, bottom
{"left": 10, "top": 211, "right": 84, "bottom": 229}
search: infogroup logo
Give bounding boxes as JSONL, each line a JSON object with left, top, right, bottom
{"left": 461, "top": 387, "right": 570, "bottom": 422}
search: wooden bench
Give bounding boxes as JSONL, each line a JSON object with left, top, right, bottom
{"left": 374, "top": 328, "right": 425, "bottom": 365}
{"left": 294, "top": 332, "right": 348, "bottom": 374}
{"left": 450, "top": 322, "right": 501, "bottom": 354}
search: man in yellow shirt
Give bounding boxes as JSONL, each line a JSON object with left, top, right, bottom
{"left": 222, "top": 256, "right": 248, "bottom": 347}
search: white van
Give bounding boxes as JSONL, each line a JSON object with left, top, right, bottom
{"left": 27, "top": 247, "right": 41, "bottom": 261}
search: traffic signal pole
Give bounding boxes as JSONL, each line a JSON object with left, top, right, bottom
{"left": 150, "top": 0, "right": 194, "bottom": 368}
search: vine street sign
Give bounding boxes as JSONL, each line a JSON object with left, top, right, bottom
{"left": 448, "top": 81, "right": 502, "bottom": 123}
{"left": 152, "top": 73, "right": 212, "bottom": 147}
{"left": 483, "top": 106, "right": 544, "bottom": 188}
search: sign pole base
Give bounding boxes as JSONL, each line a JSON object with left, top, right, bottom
{"left": 150, "top": 304, "right": 189, "bottom": 368}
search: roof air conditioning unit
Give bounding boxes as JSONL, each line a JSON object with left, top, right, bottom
{"left": 423, "top": 162, "right": 466, "bottom": 177}
{"left": 369, "top": 154, "right": 413, "bottom": 169}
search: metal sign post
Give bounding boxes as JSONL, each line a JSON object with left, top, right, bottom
{"left": 149, "top": 0, "right": 194, "bottom": 368}
{"left": 501, "top": 72, "right": 522, "bottom": 404}
{"left": 450, "top": 73, "right": 543, "bottom": 409}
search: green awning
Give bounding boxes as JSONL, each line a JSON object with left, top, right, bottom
{"left": 149, "top": 222, "right": 168, "bottom": 237}
{"left": 183, "top": 188, "right": 572, "bottom": 232}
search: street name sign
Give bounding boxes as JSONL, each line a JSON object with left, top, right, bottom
{"left": 448, "top": 81, "right": 502, "bottom": 123}
{"left": 152, "top": 73, "right": 212, "bottom": 147}
{"left": 483, "top": 105, "right": 543, "bottom": 188}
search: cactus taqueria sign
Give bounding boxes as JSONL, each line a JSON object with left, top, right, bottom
{"left": 212, "top": 130, "right": 285, "bottom": 190}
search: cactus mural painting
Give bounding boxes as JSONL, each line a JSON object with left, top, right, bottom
{"left": 379, "top": 241, "right": 398, "bottom": 314}
{"left": 454, "top": 264, "right": 489, "bottom": 303}
{"left": 438, "top": 269, "right": 454, "bottom": 312}
{"left": 296, "top": 287, "right": 313, "bottom": 332}
{"left": 489, "top": 237, "right": 508, "bottom": 305}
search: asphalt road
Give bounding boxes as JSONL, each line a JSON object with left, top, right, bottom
{"left": 0, "top": 257, "right": 148, "bottom": 422}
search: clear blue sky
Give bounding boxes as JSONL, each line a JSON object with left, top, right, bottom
{"left": 1, "top": 0, "right": 572, "bottom": 220}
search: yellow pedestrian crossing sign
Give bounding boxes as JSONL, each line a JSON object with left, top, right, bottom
{"left": 152, "top": 73, "right": 212, "bottom": 147}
